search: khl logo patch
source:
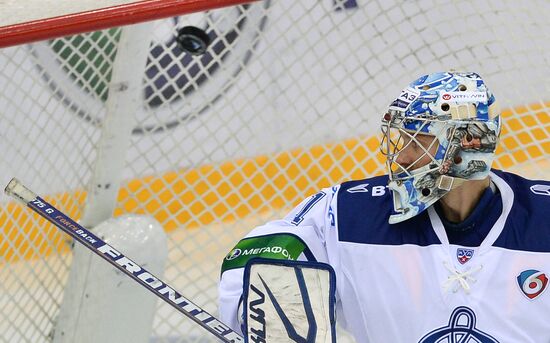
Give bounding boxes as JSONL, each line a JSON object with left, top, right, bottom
{"left": 517, "top": 269, "right": 548, "bottom": 299}
{"left": 457, "top": 248, "right": 474, "bottom": 264}
{"left": 418, "top": 307, "right": 499, "bottom": 343}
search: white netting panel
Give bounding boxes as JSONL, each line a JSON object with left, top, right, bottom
{"left": 1, "top": 0, "right": 550, "bottom": 342}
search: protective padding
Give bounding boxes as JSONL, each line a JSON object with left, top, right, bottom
{"left": 243, "top": 258, "right": 336, "bottom": 343}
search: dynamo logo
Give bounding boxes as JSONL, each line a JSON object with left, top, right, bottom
{"left": 419, "top": 307, "right": 499, "bottom": 343}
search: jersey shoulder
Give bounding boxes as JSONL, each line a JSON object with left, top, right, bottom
{"left": 493, "top": 170, "right": 550, "bottom": 202}
{"left": 493, "top": 169, "right": 550, "bottom": 252}
{"left": 494, "top": 169, "right": 550, "bottom": 210}
{"left": 336, "top": 174, "right": 439, "bottom": 246}
{"left": 339, "top": 174, "right": 391, "bottom": 195}
{"left": 338, "top": 174, "right": 392, "bottom": 214}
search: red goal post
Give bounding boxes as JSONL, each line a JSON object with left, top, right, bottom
{"left": 0, "top": 0, "right": 256, "bottom": 48}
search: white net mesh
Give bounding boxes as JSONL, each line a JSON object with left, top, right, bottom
{"left": 1, "top": 0, "right": 549, "bottom": 342}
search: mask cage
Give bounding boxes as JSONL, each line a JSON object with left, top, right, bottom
{"left": 380, "top": 111, "right": 447, "bottom": 182}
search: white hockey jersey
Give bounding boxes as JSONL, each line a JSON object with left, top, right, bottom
{"left": 219, "top": 170, "right": 550, "bottom": 342}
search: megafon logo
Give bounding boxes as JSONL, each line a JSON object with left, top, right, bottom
{"left": 31, "top": 2, "right": 270, "bottom": 134}
{"left": 225, "top": 248, "right": 242, "bottom": 261}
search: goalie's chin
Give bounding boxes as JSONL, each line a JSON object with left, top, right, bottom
{"left": 388, "top": 182, "right": 419, "bottom": 224}
{"left": 387, "top": 178, "right": 440, "bottom": 224}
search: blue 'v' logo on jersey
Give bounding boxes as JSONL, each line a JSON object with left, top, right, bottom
{"left": 419, "top": 307, "right": 499, "bottom": 343}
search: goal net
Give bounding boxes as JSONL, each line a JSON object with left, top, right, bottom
{"left": 1, "top": 0, "right": 549, "bottom": 342}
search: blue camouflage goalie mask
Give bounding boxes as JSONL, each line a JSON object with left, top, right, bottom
{"left": 380, "top": 71, "right": 501, "bottom": 224}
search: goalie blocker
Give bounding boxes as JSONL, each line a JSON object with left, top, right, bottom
{"left": 243, "top": 258, "right": 337, "bottom": 343}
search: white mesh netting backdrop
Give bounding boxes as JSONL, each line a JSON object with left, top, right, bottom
{"left": 1, "top": 0, "right": 549, "bottom": 342}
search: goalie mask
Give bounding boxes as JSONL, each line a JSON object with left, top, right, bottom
{"left": 380, "top": 71, "right": 501, "bottom": 224}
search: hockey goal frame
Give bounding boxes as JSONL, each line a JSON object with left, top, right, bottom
{"left": 0, "top": 0, "right": 256, "bottom": 48}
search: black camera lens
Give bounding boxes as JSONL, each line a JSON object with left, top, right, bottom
{"left": 176, "top": 26, "right": 211, "bottom": 55}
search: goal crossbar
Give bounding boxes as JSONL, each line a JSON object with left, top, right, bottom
{"left": 0, "top": 0, "right": 256, "bottom": 48}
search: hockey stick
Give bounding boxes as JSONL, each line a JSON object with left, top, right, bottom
{"left": 4, "top": 178, "right": 243, "bottom": 343}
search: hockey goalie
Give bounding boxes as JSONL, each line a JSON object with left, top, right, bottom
{"left": 219, "top": 71, "right": 550, "bottom": 342}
